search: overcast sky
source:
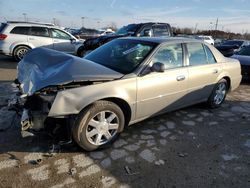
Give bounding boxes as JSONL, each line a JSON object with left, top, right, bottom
{"left": 0, "top": 0, "right": 250, "bottom": 33}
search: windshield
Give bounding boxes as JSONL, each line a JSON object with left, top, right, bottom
{"left": 237, "top": 45, "right": 250, "bottom": 56}
{"left": 85, "top": 39, "right": 157, "bottom": 74}
{"left": 222, "top": 40, "right": 244, "bottom": 46}
{"left": 115, "top": 24, "right": 138, "bottom": 35}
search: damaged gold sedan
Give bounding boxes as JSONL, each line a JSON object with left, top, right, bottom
{"left": 11, "top": 37, "right": 241, "bottom": 151}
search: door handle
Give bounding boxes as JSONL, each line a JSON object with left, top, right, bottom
{"left": 176, "top": 75, "right": 185, "bottom": 81}
{"left": 29, "top": 38, "right": 34, "bottom": 40}
{"left": 212, "top": 69, "right": 218, "bottom": 74}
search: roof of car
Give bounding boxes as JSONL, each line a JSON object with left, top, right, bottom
{"left": 119, "top": 37, "right": 200, "bottom": 44}
{"left": 6, "top": 21, "right": 55, "bottom": 27}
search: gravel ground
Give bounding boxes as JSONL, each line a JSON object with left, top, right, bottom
{"left": 0, "top": 56, "right": 249, "bottom": 188}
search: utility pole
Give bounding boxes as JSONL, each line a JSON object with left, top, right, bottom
{"left": 81, "top": 17, "right": 85, "bottom": 28}
{"left": 97, "top": 21, "right": 100, "bottom": 29}
{"left": 214, "top": 18, "right": 218, "bottom": 38}
{"left": 22, "top": 13, "right": 27, "bottom": 22}
{"left": 215, "top": 18, "right": 218, "bottom": 31}
{"left": 53, "top": 18, "right": 56, "bottom": 25}
{"left": 194, "top": 23, "right": 198, "bottom": 34}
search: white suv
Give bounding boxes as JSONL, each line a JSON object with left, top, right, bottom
{"left": 0, "top": 21, "right": 84, "bottom": 61}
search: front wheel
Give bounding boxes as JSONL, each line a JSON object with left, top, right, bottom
{"left": 207, "top": 79, "right": 228, "bottom": 108}
{"left": 72, "top": 101, "right": 125, "bottom": 151}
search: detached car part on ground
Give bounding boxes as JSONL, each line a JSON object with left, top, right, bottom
{"left": 77, "top": 22, "right": 173, "bottom": 57}
{"left": 11, "top": 37, "right": 241, "bottom": 151}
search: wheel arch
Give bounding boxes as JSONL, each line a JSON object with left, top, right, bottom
{"left": 222, "top": 76, "right": 231, "bottom": 91}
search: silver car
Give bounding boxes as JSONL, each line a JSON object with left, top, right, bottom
{"left": 13, "top": 37, "right": 241, "bottom": 151}
{"left": 0, "top": 21, "right": 83, "bottom": 61}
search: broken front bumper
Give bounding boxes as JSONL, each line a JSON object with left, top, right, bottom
{"left": 8, "top": 92, "right": 56, "bottom": 131}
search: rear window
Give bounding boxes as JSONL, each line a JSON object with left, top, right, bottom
{"left": 10, "top": 26, "right": 30, "bottom": 35}
{"left": 0, "top": 23, "right": 7, "bottom": 33}
{"left": 152, "top": 25, "right": 170, "bottom": 37}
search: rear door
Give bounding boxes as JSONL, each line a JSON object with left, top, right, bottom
{"left": 50, "top": 28, "right": 75, "bottom": 53}
{"left": 136, "top": 43, "right": 188, "bottom": 119}
{"left": 28, "top": 27, "right": 53, "bottom": 48}
{"left": 185, "top": 42, "right": 222, "bottom": 103}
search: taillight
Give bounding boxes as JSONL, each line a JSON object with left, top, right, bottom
{"left": 0, "top": 34, "right": 7, "bottom": 40}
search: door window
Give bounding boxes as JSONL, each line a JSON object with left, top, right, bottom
{"left": 187, "top": 43, "right": 207, "bottom": 66}
{"left": 139, "top": 25, "right": 152, "bottom": 37}
{"left": 10, "top": 27, "right": 30, "bottom": 35}
{"left": 30, "top": 27, "right": 50, "bottom": 37}
{"left": 152, "top": 44, "right": 183, "bottom": 69}
{"left": 204, "top": 45, "right": 217, "bottom": 64}
{"left": 51, "top": 29, "right": 71, "bottom": 40}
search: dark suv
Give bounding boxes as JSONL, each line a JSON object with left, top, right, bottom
{"left": 77, "top": 22, "right": 173, "bottom": 57}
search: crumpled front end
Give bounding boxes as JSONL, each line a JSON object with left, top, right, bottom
{"left": 9, "top": 86, "right": 57, "bottom": 131}
{"left": 11, "top": 47, "right": 123, "bottom": 132}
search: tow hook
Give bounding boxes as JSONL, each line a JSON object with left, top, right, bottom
{"left": 21, "top": 109, "right": 32, "bottom": 131}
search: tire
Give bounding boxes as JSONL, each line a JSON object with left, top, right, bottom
{"left": 76, "top": 46, "right": 84, "bottom": 57}
{"left": 72, "top": 100, "right": 125, "bottom": 151}
{"left": 13, "top": 46, "right": 30, "bottom": 61}
{"left": 207, "top": 79, "right": 228, "bottom": 108}
{"left": 77, "top": 46, "right": 91, "bottom": 57}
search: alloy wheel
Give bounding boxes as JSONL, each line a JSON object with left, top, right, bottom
{"left": 85, "top": 110, "right": 119, "bottom": 146}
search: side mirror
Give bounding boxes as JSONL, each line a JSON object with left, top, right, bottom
{"left": 70, "top": 38, "right": 76, "bottom": 43}
{"left": 151, "top": 62, "right": 165, "bottom": 72}
{"left": 143, "top": 29, "right": 152, "bottom": 37}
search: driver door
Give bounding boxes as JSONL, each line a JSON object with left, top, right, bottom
{"left": 136, "top": 43, "right": 188, "bottom": 119}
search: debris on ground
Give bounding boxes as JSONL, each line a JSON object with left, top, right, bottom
{"left": 155, "top": 159, "right": 165, "bottom": 166}
{"left": 178, "top": 152, "right": 188, "bottom": 158}
{"left": 30, "top": 158, "right": 42, "bottom": 165}
{"left": 69, "top": 168, "right": 77, "bottom": 175}
{"left": 124, "top": 165, "right": 139, "bottom": 175}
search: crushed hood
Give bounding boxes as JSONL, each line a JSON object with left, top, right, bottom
{"left": 17, "top": 47, "right": 123, "bottom": 95}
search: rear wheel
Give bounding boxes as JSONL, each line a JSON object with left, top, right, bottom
{"left": 207, "top": 79, "right": 228, "bottom": 108}
{"left": 13, "top": 46, "right": 30, "bottom": 61}
{"left": 72, "top": 100, "right": 125, "bottom": 151}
